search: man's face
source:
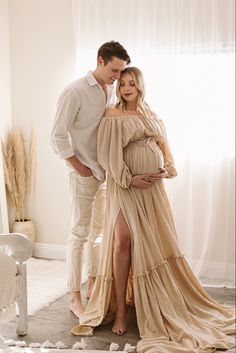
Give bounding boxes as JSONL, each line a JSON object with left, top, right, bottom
{"left": 98, "top": 56, "right": 127, "bottom": 85}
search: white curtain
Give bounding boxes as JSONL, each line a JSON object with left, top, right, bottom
{"left": 72, "top": 0, "right": 235, "bottom": 287}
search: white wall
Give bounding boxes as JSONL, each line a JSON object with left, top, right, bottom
{"left": 0, "top": 0, "right": 11, "bottom": 233}
{"left": 0, "top": 0, "right": 11, "bottom": 135}
{"left": 8, "top": 0, "right": 76, "bottom": 246}
{"left": 3, "top": 1, "right": 235, "bottom": 284}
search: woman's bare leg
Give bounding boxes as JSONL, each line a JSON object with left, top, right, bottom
{"left": 112, "top": 211, "right": 131, "bottom": 335}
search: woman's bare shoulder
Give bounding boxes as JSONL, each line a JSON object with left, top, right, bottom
{"left": 104, "top": 108, "right": 123, "bottom": 117}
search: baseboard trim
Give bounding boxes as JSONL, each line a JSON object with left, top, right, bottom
{"left": 33, "top": 242, "right": 66, "bottom": 260}
{"left": 32, "top": 242, "right": 91, "bottom": 283}
{"left": 189, "top": 259, "right": 235, "bottom": 287}
{"left": 33, "top": 243, "right": 235, "bottom": 287}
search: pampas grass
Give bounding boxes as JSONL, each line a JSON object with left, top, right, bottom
{"left": 1, "top": 128, "right": 36, "bottom": 222}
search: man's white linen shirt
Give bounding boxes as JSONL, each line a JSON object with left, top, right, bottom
{"left": 51, "top": 71, "right": 115, "bottom": 182}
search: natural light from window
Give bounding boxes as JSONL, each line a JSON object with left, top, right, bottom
{"left": 75, "top": 52, "right": 235, "bottom": 167}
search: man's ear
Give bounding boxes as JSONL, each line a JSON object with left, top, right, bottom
{"left": 97, "top": 56, "right": 104, "bottom": 66}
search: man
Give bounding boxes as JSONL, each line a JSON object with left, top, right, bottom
{"left": 51, "top": 41, "right": 131, "bottom": 318}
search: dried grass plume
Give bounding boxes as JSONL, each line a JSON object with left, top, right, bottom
{"left": 1, "top": 128, "right": 36, "bottom": 221}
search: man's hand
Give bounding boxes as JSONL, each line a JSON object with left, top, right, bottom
{"left": 130, "top": 169, "right": 168, "bottom": 189}
{"left": 66, "top": 156, "right": 93, "bottom": 177}
{"left": 76, "top": 165, "right": 93, "bottom": 177}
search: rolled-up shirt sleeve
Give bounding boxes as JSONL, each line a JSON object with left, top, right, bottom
{"left": 51, "top": 88, "right": 80, "bottom": 159}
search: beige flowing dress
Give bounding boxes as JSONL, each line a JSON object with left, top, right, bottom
{"left": 71, "top": 114, "right": 235, "bottom": 353}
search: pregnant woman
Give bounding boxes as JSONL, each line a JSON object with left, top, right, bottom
{"left": 71, "top": 67, "right": 235, "bottom": 353}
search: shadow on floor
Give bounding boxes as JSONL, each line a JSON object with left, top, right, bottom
{"left": 0, "top": 287, "right": 235, "bottom": 352}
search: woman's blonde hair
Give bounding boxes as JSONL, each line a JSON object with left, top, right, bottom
{"left": 116, "top": 66, "right": 152, "bottom": 118}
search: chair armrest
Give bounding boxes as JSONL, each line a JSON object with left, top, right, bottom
{"left": 0, "top": 233, "right": 32, "bottom": 262}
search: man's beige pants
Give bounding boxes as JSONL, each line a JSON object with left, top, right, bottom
{"left": 67, "top": 172, "right": 106, "bottom": 291}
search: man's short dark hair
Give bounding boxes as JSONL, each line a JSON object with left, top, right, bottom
{"left": 97, "top": 41, "right": 131, "bottom": 65}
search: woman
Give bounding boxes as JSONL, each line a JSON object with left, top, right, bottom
{"left": 71, "top": 67, "right": 235, "bottom": 353}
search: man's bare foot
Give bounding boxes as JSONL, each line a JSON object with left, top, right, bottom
{"left": 69, "top": 291, "right": 85, "bottom": 318}
{"left": 112, "top": 312, "right": 127, "bottom": 335}
{"left": 86, "top": 276, "right": 95, "bottom": 299}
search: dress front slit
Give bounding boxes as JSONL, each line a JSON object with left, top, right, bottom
{"left": 71, "top": 115, "right": 235, "bottom": 353}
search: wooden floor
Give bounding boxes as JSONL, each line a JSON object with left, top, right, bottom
{"left": 0, "top": 287, "right": 235, "bottom": 352}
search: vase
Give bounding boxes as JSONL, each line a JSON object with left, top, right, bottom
{"left": 11, "top": 219, "right": 36, "bottom": 245}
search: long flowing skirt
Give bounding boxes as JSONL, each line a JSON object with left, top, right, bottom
{"left": 71, "top": 174, "right": 235, "bottom": 352}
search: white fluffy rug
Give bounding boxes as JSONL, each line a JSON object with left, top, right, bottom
{"left": 0, "top": 350, "right": 125, "bottom": 353}
{"left": 25, "top": 258, "right": 68, "bottom": 315}
{"left": 0, "top": 349, "right": 125, "bottom": 353}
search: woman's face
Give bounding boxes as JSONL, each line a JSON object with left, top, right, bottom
{"left": 119, "top": 72, "right": 139, "bottom": 104}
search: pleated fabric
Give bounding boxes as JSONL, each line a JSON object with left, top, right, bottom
{"left": 71, "top": 114, "right": 235, "bottom": 353}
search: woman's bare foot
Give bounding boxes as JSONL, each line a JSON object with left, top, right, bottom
{"left": 86, "top": 276, "right": 95, "bottom": 299}
{"left": 112, "top": 312, "right": 127, "bottom": 335}
{"left": 69, "top": 291, "right": 85, "bottom": 318}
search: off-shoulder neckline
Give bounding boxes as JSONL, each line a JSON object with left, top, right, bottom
{"left": 103, "top": 115, "right": 144, "bottom": 119}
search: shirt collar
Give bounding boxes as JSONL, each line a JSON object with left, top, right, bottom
{"left": 86, "top": 71, "right": 114, "bottom": 91}
{"left": 86, "top": 71, "right": 99, "bottom": 86}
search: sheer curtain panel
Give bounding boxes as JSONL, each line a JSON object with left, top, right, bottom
{"left": 72, "top": 0, "right": 235, "bottom": 286}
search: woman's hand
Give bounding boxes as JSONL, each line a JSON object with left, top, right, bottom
{"left": 130, "top": 175, "right": 153, "bottom": 189}
{"left": 130, "top": 169, "right": 168, "bottom": 189}
{"left": 148, "top": 168, "right": 168, "bottom": 180}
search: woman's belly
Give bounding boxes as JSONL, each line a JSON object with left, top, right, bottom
{"left": 124, "top": 137, "right": 164, "bottom": 175}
